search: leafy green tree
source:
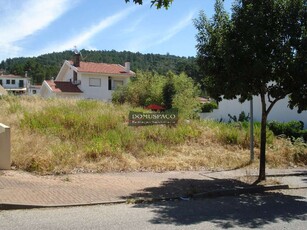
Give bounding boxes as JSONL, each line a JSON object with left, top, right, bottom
{"left": 113, "top": 71, "right": 166, "bottom": 106}
{"left": 125, "top": 0, "right": 173, "bottom": 9}
{"left": 1, "top": 50, "right": 199, "bottom": 85}
{"left": 172, "top": 72, "right": 201, "bottom": 118}
{"left": 112, "top": 71, "right": 201, "bottom": 118}
{"left": 195, "top": 0, "right": 307, "bottom": 181}
{"left": 163, "top": 73, "right": 176, "bottom": 109}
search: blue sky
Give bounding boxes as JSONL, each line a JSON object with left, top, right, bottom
{"left": 0, "top": 0, "right": 233, "bottom": 62}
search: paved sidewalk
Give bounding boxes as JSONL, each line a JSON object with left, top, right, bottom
{"left": 0, "top": 168, "right": 306, "bottom": 208}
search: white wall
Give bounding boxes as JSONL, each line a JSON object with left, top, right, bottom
{"left": 39, "top": 82, "right": 54, "bottom": 98}
{"left": 28, "top": 86, "right": 41, "bottom": 96}
{"left": 201, "top": 96, "right": 307, "bottom": 128}
{"left": 79, "top": 74, "right": 111, "bottom": 101}
{"left": 63, "top": 68, "right": 74, "bottom": 82}
{"left": 79, "top": 74, "right": 128, "bottom": 101}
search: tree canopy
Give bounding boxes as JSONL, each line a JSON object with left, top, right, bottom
{"left": 0, "top": 50, "right": 199, "bottom": 85}
{"left": 195, "top": 0, "right": 307, "bottom": 180}
{"left": 125, "top": 0, "right": 173, "bottom": 9}
{"left": 112, "top": 71, "right": 201, "bottom": 118}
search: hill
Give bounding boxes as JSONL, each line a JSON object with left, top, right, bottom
{"left": 0, "top": 50, "right": 200, "bottom": 85}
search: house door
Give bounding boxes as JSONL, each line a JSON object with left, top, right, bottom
{"left": 19, "top": 80, "right": 24, "bottom": 88}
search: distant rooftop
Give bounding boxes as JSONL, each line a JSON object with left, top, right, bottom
{"left": 69, "top": 61, "right": 134, "bottom": 75}
{"left": 45, "top": 80, "right": 82, "bottom": 93}
{"left": 0, "top": 74, "right": 29, "bottom": 79}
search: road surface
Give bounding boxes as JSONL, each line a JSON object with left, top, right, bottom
{"left": 0, "top": 189, "right": 306, "bottom": 230}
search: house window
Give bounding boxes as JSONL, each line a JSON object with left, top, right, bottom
{"left": 89, "top": 78, "right": 101, "bottom": 87}
{"left": 32, "top": 90, "right": 37, "bottom": 94}
{"left": 6, "top": 79, "right": 10, "bottom": 84}
{"left": 112, "top": 80, "right": 124, "bottom": 90}
{"left": 73, "top": 71, "right": 77, "bottom": 83}
{"left": 0, "top": 79, "right": 2, "bottom": 85}
{"left": 12, "top": 80, "right": 16, "bottom": 84}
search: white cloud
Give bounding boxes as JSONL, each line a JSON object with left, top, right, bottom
{"left": 127, "top": 11, "right": 195, "bottom": 53}
{"left": 155, "top": 11, "right": 195, "bottom": 45}
{"left": 41, "top": 6, "right": 137, "bottom": 54}
{"left": 122, "top": 16, "right": 145, "bottom": 34}
{"left": 0, "top": 0, "right": 76, "bottom": 61}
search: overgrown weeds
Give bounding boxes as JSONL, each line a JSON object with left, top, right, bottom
{"left": 0, "top": 96, "right": 305, "bottom": 174}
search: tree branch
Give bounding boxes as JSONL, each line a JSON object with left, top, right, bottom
{"left": 266, "top": 95, "right": 285, "bottom": 115}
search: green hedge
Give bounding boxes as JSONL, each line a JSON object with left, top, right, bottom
{"left": 267, "top": 120, "right": 306, "bottom": 142}
{"left": 201, "top": 101, "right": 218, "bottom": 113}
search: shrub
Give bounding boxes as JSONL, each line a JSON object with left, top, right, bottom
{"left": 112, "top": 71, "right": 165, "bottom": 106}
{"left": 212, "top": 121, "right": 273, "bottom": 147}
{"left": 228, "top": 111, "right": 250, "bottom": 122}
{"left": 112, "top": 71, "right": 201, "bottom": 118}
{"left": 268, "top": 120, "right": 306, "bottom": 142}
{"left": 201, "top": 101, "right": 218, "bottom": 112}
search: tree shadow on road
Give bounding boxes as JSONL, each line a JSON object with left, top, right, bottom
{"left": 123, "top": 178, "right": 307, "bottom": 229}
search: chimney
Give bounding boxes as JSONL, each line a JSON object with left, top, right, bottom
{"left": 74, "top": 53, "right": 81, "bottom": 67}
{"left": 25, "top": 71, "right": 28, "bottom": 78}
{"left": 125, "top": 62, "right": 130, "bottom": 73}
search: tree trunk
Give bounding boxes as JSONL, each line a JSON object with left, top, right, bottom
{"left": 258, "top": 93, "right": 267, "bottom": 181}
{"left": 259, "top": 112, "right": 267, "bottom": 181}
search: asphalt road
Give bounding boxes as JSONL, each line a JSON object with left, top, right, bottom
{"left": 1, "top": 189, "right": 306, "bottom": 230}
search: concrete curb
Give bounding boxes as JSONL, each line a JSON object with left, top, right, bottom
{"left": 0, "top": 200, "right": 126, "bottom": 211}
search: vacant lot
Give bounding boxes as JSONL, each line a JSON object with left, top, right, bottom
{"left": 0, "top": 96, "right": 306, "bottom": 174}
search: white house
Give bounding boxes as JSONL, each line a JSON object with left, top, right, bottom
{"left": 28, "top": 85, "right": 42, "bottom": 96}
{"left": 40, "top": 53, "right": 135, "bottom": 101}
{"left": 0, "top": 74, "right": 29, "bottom": 95}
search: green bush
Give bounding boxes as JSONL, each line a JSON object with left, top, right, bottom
{"left": 201, "top": 101, "right": 218, "bottom": 113}
{"left": 228, "top": 111, "right": 250, "bottom": 122}
{"left": 268, "top": 120, "right": 306, "bottom": 142}
{"left": 112, "top": 71, "right": 201, "bottom": 118}
{"left": 212, "top": 121, "right": 274, "bottom": 147}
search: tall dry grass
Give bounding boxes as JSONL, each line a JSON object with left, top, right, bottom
{"left": 0, "top": 95, "right": 305, "bottom": 174}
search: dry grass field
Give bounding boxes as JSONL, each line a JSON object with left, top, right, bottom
{"left": 0, "top": 95, "right": 306, "bottom": 174}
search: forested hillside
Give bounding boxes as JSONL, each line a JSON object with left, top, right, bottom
{"left": 0, "top": 50, "right": 200, "bottom": 84}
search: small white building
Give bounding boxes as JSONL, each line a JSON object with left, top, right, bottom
{"left": 0, "top": 74, "right": 29, "bottom": 95}
{"left": 28, "top": 85, "right": 42, "bottom": 96}
{"left": 201, "top": 96, "right": 307, "bottom": 128}
{"left": 40, "top": 53, "right": 135, "bottom": 101}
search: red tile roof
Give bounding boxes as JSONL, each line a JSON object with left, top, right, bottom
{"left": 45, "top": 80, "right": 82, "bottom": 93}
{"left": 70, "top": 61, "right": 134, "bottom": 75}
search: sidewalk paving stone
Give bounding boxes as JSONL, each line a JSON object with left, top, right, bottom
{"left": 0, "top": 168, "right": 306, "bottom": 209}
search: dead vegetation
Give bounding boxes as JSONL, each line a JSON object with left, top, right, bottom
{"left": 0, "top": 95, "right": 305, "bottom": 174}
